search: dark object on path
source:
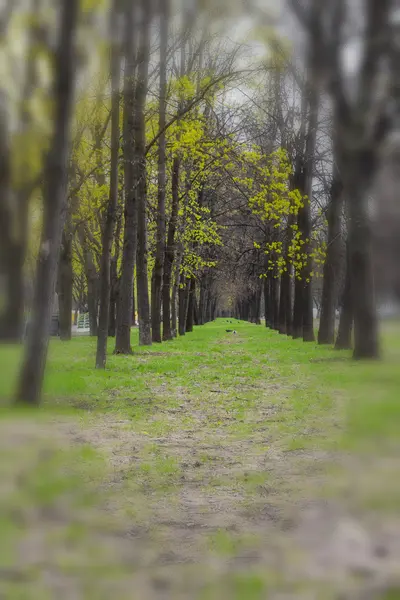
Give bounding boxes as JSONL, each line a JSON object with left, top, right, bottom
{"left": 226, "top": 329, "right": 237, "bottom": 334}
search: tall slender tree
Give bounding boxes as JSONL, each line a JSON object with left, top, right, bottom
{"left": 96, "top": 0, "right": 122, "bottom": 368}
{"left": 151, "top": 0, "right": 170, "bottom": 343}
{"left": 115, "top": 0, "right": 138, "bottom": 354}
{"left": 289, "top": 0, "right": 396, "bottom": 358}
{"left": 335, "top": 240, "right": 353, "bottom": 350}
{"left": 318, "top": 162, "right": 343, "bottom": 344}
{"left": 15, "top": 0, "right": 79, "bottom": 404}
{"left": 135, "top": 0, "right": 152, "bottom": 346}
{"left": 301, "top": 75, "right": 319, "bottom": 343}
{"left": 0, "top": 0, "right": 40, "bottom": 341}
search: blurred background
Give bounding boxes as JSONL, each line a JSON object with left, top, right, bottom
{"left": 0, "top": 0, "right": 399, "bottom": 595}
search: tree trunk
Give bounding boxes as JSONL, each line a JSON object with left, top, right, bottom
{"left": 184, "top": 279, "right": 191, "bottom": 330}
{"left": 335, "top": 242, "right": 353, "bottom": 350}
{"left": 264, "top": 278, "right": 271, "bottom": 327}
{"left": 115, "top": 0, "right": 138, "bottom": 354}
{"left": 0, "top": 114, "right": 25, "bottom": 341}
{"left": 108, "top": 256, "right": 117, "bottom": 337}
{"left": 186, "top": 278, "right": 195, "bottom": 333}
{"left": 277, "top": 212, "right": 295, "bottom": 335}
{"left": 211, "top": 297, "right": 217, "bottom": 321}
{"left": 301, "top": 77, "right": 319, "bottom": 343}
{"left": 171, "top": 252, "right": 182, "bottom": 338}
{"left": 278, "top": 269, "right": 291, "bottom": 334}
{"left": 96, "top": 1, "right": 121, "bottom": 368}
{"left": 318, "top": 168, "right": 343, "bottom": 344}
{"left": 58, "top": 228, "right": 73, "bottom": 341}
{"left": 132, "top": 274, "right": 137, "bottom": 326}
{"left": 0, "top": 244, "right": 25, "bottom": 341}
{"left": 151, "top": 0, "right": 169, "bottom": 343}
{"left": 135, "top": 0, "right": 152, "bottom": 347}
{"left": 346, "top": 167, "right": 378, "bottom": 358}
{"left": 178, "top": 273, "right": 187, "bottom": 336}
{"left": 15, "top": 0, "right": 79, "bottom": 405}
{"left": 285, "top": 273, "right": 293, "bottom": 335}
{"left": 206, "top": 292, "right": 214, "bottom": 323}
{"left": 0, "top": 0, "right": 39, "bottom": 342}
{"left": 78, "top": 226, "right": 98, "bottom": 335}
{"left": 162, "top": 157, "right": 180, "bottom": 340}
{"left": 270, "top": 277, "right": 279, "bottom": 330}
{"left": 193, "top": 291, "right": 199, "bottom": 326}
{"left": 198, "top": 275, "right": 207, "bottom": 325}
{"left": 292, "top": 277, "right": 303, "bottom": 339}
{"left": 171, "top": 276, "right": 178, "bottom": 337}
{"left": 255, "top": 282, "right": 262, "bottom": 324}
{"left": 87, "top": 265, "right": 98, "bottom": 336}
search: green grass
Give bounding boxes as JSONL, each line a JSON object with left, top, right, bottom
{"left": 1, "top": 319, "right": 398, "bottom": 449}
{"left": 0, "top": 319, "right": 399, "bottom": 598}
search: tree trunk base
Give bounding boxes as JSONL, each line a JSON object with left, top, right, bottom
{"left": 303, "top": 330, "right": 315, "bottom": 342}
{"left": 352, "top": 346, "right": 379, "bottom": 360}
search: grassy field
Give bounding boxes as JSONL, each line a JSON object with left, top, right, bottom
{"left": 0, "top": 320, "right": 399, "bottom": 599}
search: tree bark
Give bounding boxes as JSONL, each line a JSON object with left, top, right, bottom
{"left": 278, "top": 269, "right": 291, "bottom": 334}
{"left": 135, "top": 0, "right": 152, "bottom": 346}
{"left": 254, "top": 282, "right": 262, "bottom": 324}
{"left": 132, "top": 274, "right": 137, "bottom": 326}
{"left": 318, "top": 167, "right": 343, "bottom": 344}
{"left": 108, "top": 255, "right": 118, "bottom": 337}
{"left": 58, "top": 228, "right": 73, "bottom": 341}
{"left": 96, "top": 1, "right": 121, "bottom": 368}
{"left": 151, "top": 0, "right": 169, "bottom": 343}
{"left": 292, "top": 277, "right": 303, "bottom": 339}
{"left": 198, "top": 275, "right": 207, "bottom": 325}
{"left": 186, "top": 278, "right": 195, "bottom": 333}
{"left": 301, "top": 77, "right": 319, "bottom": 343}
{"left": 335, "top": 242, "right": 353, "bottom": 350}
{"left": 270, "top": 277, "right": 279, "bottom": 330}
{"left": 15, "top": 0, "right": 79, "bottom": 405}
{"left": 87, "top": 259, "right": 99, "bottom": 336}
{"left": 78, "top": 225, "right": 98, "bottom": 335}
{"left": 346, "top": 164, "right": 378, "bottom": 358}
{"left": 264, "top": 278, "right": 271, "bottom": 327}
{"left": 0, "top": 243, "right": 25, "bottom": 341}
{"left": 171, "top": 251, "right": 182, "bottom": 337}
{"left": 178, "top": 273, "right": 187, "bottom": 336}
{"left": 109, "top": 199, "right": 122, "bottom": 338}
{"left": 162, "top": 157, "right": 180, "bottom": 340}
{"left": 115, "top": 0, "right": 138, "bottom": 354}
{"left": 0, "top": 0, "right": 39, "bottom": 341}
{"left": 211, "top": 296, "right": 217, "bottom": 321}
{"left": 193, "top": 290, "right": 199, "bottom": 326}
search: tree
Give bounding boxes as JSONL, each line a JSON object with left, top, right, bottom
{"left": 318, "top": 162, "right": 343, "bottom": 344}
{"left": 96, "top": 0, "right": 122, "bottom": 368}
{"left": 135, "top": 0, "right": 153, "bottom": 346}
{"left": 0, "top": 0, "right": 42, "bottom": 341}
{"left": 115, "top": 0, "right": 138, "bottom": 354}
{"left": 289, "top": 0, "right": 396, "bottom": 358}
{"left": 151, "top": 0, "right": 170, "bottom": 343}
{"left": 300, "top": 72, "right": 319, "bottom": 343}
{"left": 335, "top": 240, "right": 353, "bottom": 350}
{"left": 15, "top": 0, "right": 80, "bottom": 405}
{"left": 58, "top": 221, "right": 74, "bottom": 341}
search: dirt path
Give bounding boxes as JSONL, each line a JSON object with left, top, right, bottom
{"left": 1, "top": 411, "right": 399, "bottom": 600}
{"left": 1, "top": 325, "right": 399, "bottom": 598}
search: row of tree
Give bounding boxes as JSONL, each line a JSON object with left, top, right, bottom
{"left": 0, "top": 0, "right": 398, "bottom": 405}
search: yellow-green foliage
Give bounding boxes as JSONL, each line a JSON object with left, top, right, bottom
{"left": 230, "top": 146, "right": 325, "bottom": 281}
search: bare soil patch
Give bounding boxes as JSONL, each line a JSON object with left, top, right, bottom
{"left": 1, "top": 412, "right": 399, "bottom": 599}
